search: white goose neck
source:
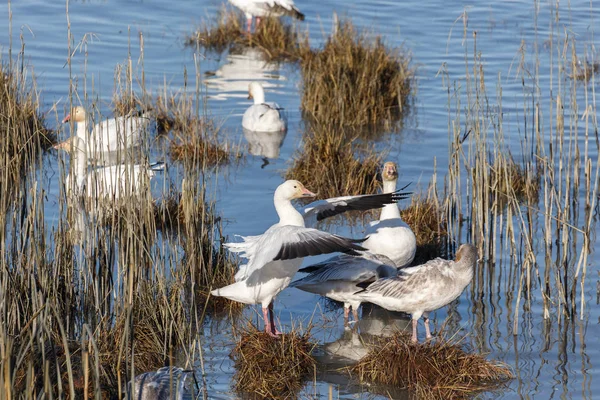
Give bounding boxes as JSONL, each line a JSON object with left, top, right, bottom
{"left": 68, "top": 138, "right": 88, "bottom": 195}
{"left": 380, "top": 179, "right": 401, "bottom": 220}
{"left": 75, "top": 119, "right": 88, "bottom": 141}
{"left": 253, "top": 87, "right": 266, "bottom": 104}
{"left": 274, "top": 195, "right": 305, "bottom": 227}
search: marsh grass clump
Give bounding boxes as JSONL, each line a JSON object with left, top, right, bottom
{"left": 352, "top": 333, "right": 513, "bottom": 399}
{"left": 486, "top": 156, "right": 541, "bottom": 205}
{"left": 570, "top": 57, "right": 600, "bottom": 81}
{"left": 186, "top": 7, "right": 309, "bottom": 62}
{"left": 231, "top": 324, "right": 316, "bottom": 398}
{"left": 300, "top": 19, "right": 414, "bottom": 129}
{"left": 286, "top": 125, "right": 383, "bottom": 199}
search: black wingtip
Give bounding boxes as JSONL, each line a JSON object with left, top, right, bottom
{"left": 295, "top": 10, "right": 305, "bottom": 21}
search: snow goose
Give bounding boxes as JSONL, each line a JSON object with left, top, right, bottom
{"left": 53, "top": 136, "right": 164, "bottom": 200}
{"left": 357, "top": 244, "right": 478, "bottom": 343}
{"left": 229, "top": 0, "right": 304, "bottom": 33}
{"left": 362, "top": 161, "right": 417, "bottom": 268}
{"left": 62, "top": 106, "right": 150, "bottom": 162}
{"left": 211, "top": 180, "right": 372, "bottom": 337}
{"left": 127, "top": 367, "right": 196, "bottom": 400}
{"left": 242, "top": 82, "right": 287, "bottom": 133}
{"left": 290, "top": 252, "right": 397, "bottom": 326}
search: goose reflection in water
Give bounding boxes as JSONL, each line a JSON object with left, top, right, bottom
{"left": 243, "top": 127, "right": 287, "bottom": 166}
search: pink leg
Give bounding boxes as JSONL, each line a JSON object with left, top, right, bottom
{"left": 424, "top": 315, "right": 432, "bottom": 340}
{"left": 246, "top": 17, "right": 252, "bottom": 34}
{"left": 269, "top": 302, "right": 282, "bottom": 335}
{"left": 352, "top": 308, "right": 360, "bottom": 323}
{"left": 262, "top": 306, "right": 278, "bottom": 337}
{"left": 343, "top": 307, "right": 350, "bottom": 327}
{"left": 411, "top": 319, "right": 419, "bottom": 343}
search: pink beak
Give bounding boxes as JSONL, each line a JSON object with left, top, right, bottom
{"left": 62, "top": 114, "right": 71, "bottom": 123}
{"left": 301, "top": 187, "right": 316, "bottom": 197}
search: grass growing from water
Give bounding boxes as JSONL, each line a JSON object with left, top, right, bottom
{"left": 300, "top": 18, "right": 415, "bottom": 129}
{"left": 352, "top": 333, "right": 512, "bottom": 399}
{"left": 231, "top": 324, "right": 316, "bottom": 399}
{"left": 186, "top": 7, "right": 309, "bottom": 62}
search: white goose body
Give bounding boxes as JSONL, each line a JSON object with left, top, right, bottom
{"left": 358, "top": 244, "right": 478, "bottom": 342}
{"left": 242, "top": 82, "right": 287, "bottom": 132}
{"left": 362, "top": 162, "right": 417, "bottom": 268}
{"left": 63, "top": 106, "right": 149, "bottom": 162}
{"left": 229, "top": 0, "right": 304, "bottom": 33}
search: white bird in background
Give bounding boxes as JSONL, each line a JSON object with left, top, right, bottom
{"left": 242, "top": 81, "right": 287, "bottom": 133}
{"left": 228, "top": 0, "right": 305, "bottom": 34}
{"left": 362, "top": 161, "right": 417, "bottom": 268}
{"left": 211, "top": 180, "right": 370, "bottom": 337}
{"left": 127, "top": 367, "right": 196, "bottom": 400}
{"left": 53, "top": 136, "right": 164, "bottom": 201}
{"left": 357, "top": 243, "right": 478, "bottom": 343}
{"left": 290, "top": 251, "right": 397, "bottom": 326}
{"left": 62, "top": 106, "right": 150, "bottom": 162}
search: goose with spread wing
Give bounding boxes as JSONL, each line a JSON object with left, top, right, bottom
{"left": 211, "top": 180, "right": 408, "bottom": 337}
{"left": 357, "top": 244, "right": 478, "bottom": 343}
{"left": 290, "top": 252, "right": 397, "bottom": 326}
{"left": 128, "top": 366, "right": 196, "bottom": 400}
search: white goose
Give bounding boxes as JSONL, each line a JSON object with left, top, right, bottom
{"left": 228, "top": 0, "right": 304, "bottom": 33}
{"left": 362, "top": 161, "right": 417, "bottom": 268}
{"left": 357, "top": 244, "right": 478, "bottom": 343}
{"left": 242, "top": 82, "right": 287, "bottom": 133}
{"left": 212, "top": 180, "right": 369, "bottom": 336}
{"left": 53, "top": 136, "right": 164, "bottom": 200}
{"left": 62, "top": 106, "right": 150, "bottom": 162}
{"left": 290, "top": 252, "right": 397, "bottom": 326}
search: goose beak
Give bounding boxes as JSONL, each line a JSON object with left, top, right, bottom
{"left": 62, "top": 114, "right": 71, "bottom": 123}
{"left": 301, "top": 187, "right": 316, "bottom": 197}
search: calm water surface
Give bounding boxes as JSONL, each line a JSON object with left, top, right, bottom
{"left": 1, "top": 0, "right": 598, "bottom": 398}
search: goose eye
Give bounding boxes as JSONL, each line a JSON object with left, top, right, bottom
{"left": 293, "top": 185, "right": 297, "bottom": 188}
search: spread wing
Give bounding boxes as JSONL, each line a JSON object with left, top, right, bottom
{"left": 301, "top": 189, "right": 411, "bottom": 227}
{"left": 227, "top": 225, "right": 366, "bottom": 281}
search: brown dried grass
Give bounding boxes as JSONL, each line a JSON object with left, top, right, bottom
{"left": 231, "top": 324, "right": 316, "bottom": 399}
{"left": 300, "top": 19, "right": 414, "bottom": 129}
{"left": 352, "top": 333, "right": 513, "bottom": 399}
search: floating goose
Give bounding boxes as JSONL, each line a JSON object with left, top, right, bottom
{"left": 212, "top": 180, "right": 400, "bottom": 337}
{"left": 290, "top": 252, "right": 397, "bottom": 326}
{"left": 228, "top": 0, "right": 304, "bottom": 33}
{"left": 127, "top": 366, "right": 196, "bottom": 400}
{"left": 53, "top": 136, "right": 164, "bottom": 200}
{"left": 242, "top": 81, "right": 287, "bottom": 132}
{"left": 362, "top": 161, "right": 417, "bottom": 268}
{"left": 357, "top": 244, "right": 478, "bottom": 343}
{"left": 62, "top": 106, "right": 150, "bottom": 162}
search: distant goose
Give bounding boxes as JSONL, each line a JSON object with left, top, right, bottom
{"left": 242, "top": 82, "right": 287, "bottom": 132}
{"left": 62, "top": 106, "right": 150, "bottom": 162}
{"left": 362, "top": 161, "right": 417, "bottom": 268}
{"left": 53, "top": 136, "right": 164, "bottom": 200}
{"left": 357, "top": 244, "right": 478, "bottom": 343}
{"left": 229, "top": 0, "right": 305, "bottom": 33}
{"left": 128, "top": 367, "right": 196, "bottom": 400}
{"left": 290, "top": 252, "right": 397, "bottom": 326}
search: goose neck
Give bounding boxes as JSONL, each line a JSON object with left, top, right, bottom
{"left": 274, "top": 196, "right": 304, "bottom": 227}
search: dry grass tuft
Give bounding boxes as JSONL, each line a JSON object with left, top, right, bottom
{"left": 186, "top": 7, "right": 309, "bottom": 62}
{"left": 570, "top": 58, "right": 600, "bottom": 81}
{"left": 352, "top": 333, "right": 513, "bottom": 399}
{"left": 286, "top": 125, "right": 383, "bottom": 199}
{"left": 300, "top": 19, "right": 414, "bottom": 129}
{"left": 231, "top": 324, "right": 316, "bottom": 399}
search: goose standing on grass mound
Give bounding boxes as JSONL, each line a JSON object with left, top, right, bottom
{"left": 362, "top": 161, "right": 417, "bottom": 268}
{"left": 290, "top": 252, "right": 397, "bottom": 327}
{"left": 242, "top": 82, "right": 287, "bottom": 133}
{"left": 62, "top": 106, "right": 150, "bottom": 162}
{"left": 53, "top": 136, "right": 165, "bottom": 200}
{"left": 211, "top": 180, "right": 408, "bottom": 337}
{"left": 357, "top": 243, "right": 478, "bottom": 343}
{"left": 228, "top": 0, "right": 304, "bottom": 34}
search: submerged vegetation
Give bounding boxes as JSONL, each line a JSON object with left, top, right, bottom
{"left": 231, "top": 324, "right": 315, "bottom": 399}
{"left": 352, "top": 333, "right": 513, "bottom": 399}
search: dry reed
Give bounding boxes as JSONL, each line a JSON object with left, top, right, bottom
{"left": 300, "top": 18, "right": 414, "bottom": 129}
{"left": 352, "top": 333, "right": 513, "bottom": 399}
{"left": 231, "top": 324, "right": 316, "bottom": 399}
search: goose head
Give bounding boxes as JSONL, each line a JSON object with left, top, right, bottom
{"left": 454, "top": 243, "right": 478, "bottom": 269}
{"left": 382, "top": 161, "right": 398, "bottom": 182}
{"left": 248, "top": 81, "right": 266, "bottom": 104}
{"left": 62, "top": 106, "right": 86, "bottom": 124}
{"left": 275, "top": 180, "right": 316, "bottom": 201}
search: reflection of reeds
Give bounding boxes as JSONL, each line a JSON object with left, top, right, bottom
{"left": 231, "top": 324, "right": 315, "bottom": 399}
{"left": 300, "top": 18, "right": 414, "bottom": 129}
{"left": 286, "top": 126, "right": 383, "bottom": 199}
{"left": 186, "top": 7, "right": 309, "bottom": 62}
{"left": 352, "top": 333, "right": 512, "bottom": 399}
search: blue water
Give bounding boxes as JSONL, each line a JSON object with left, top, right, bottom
{"left": 1, "top": 0, "right": 598, "bottom": 398}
